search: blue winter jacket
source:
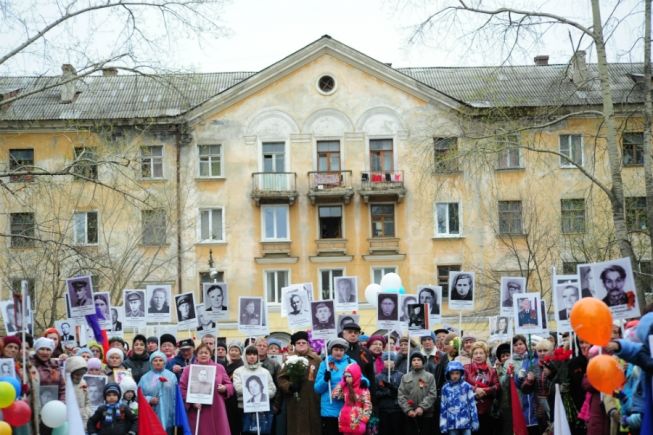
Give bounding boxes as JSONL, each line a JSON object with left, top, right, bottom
{"left": 616, "top": 313, "right": 653, "bottom": 374}
{"left": 439, "top": 374, "right": 479, "bottom": 432}
{"left": 314, "top": 354, "right": 354, "bottom": 417}
{"left": 512, "top": 352, "right": 538, "bottom": 427}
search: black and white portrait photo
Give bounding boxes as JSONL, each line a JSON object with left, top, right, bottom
{"left": 500, "top": 277, "right": 526, "bottom": 315}
{"left": 0, "top": 358, "right": 15, "bottom": 377}
{"left": 93, "top": 292, "right": 111, "bottom": 329}
{"left": 242, "top": 372, "right": 271, "bottom": 413}
{"left": 417, "top": 286, "right": 441, "bottom": 316}
{"left": 195, "top": 304, "right": 216, "bottom": 335}
{"left": 39, "top": 385, "right": 58, "bottom": 407}
{"left": 123, "top": 289, "right": 146, "bottom": 327}
{"left": 146, "top": 284, "right": 172, "bottom": 322}
{"left": 554, "top": 284, "right": 579, "bottom": 324}
{"left": 55, "top": 320, "right": 76, "bottom": 343}
{"left": 83, "top": 375, "right": 108, "bottom": 411}
{"left": 186, "top": 364, "right": 216, "bottom": 405}
{"left": 336, "top": 314, "right": 360, "bottom": 334}
{"left": 282, "top": 285, "right": 311, "bottom": 329}
{"left": 202, "top": 282, "right": 228, "bottom": 320}
{"left": 513, "top": 293, "right": 543, "bottom": 334}
{"left": 589, "top": 257, "right": 639, "bottom": 319}
{"left": 111, "top": 307, "right": 123, "bottom": 333}
{"left": 334, "top": 276, "right": 358, "bottom": 311}
{"left": 449, "top": 271, "right": 475, "bottom": 311}
{"left": 489, "top": 316, "right": 511, "bottom": 339}
{"left": 175, "top": 292, "right": 197, "bottom": 328}
{"left": 577, "top": 265, "right": 595, "bottom": 298}
{"left": 311, "top": 300, "right": 336, "bottom": 339}
{"left": 399, "top": 295, "right": 417, "bottom": 322}
{"left": 238, "top": 297, "right": 266, "bottom": 335}
{"left": 377, "top": 293, "right": 399, "bottom": 322}
{"left": 66, "top": 276, "right": 95, "bottom": 317}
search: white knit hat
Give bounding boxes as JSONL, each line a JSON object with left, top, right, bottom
{"left": 34, "top": 337, "right": 55, "bottom": 351}
{"left": 105, "top": 348, "right": 124, "bottom": 362}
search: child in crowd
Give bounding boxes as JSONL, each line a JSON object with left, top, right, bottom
{"left": 119, "top": 376, "right": 139, "bottom": 415}
{"left": 87, "top": 383, "right": 137, "bottom": 435}
{"left": 440, "top": 361, "right": 479, "bottom": 435}
{"left": 332, "top": 363, "right": 372, "bottom": 435}
{"left": 374, "top": 351, "right": 404, "bottom": 435}
{"left": 87, "top": 358, "right": 104, "bottom": 375}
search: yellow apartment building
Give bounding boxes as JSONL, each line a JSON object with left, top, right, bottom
{"left": 0, "top": 36, "right": 649, "bottom": 338}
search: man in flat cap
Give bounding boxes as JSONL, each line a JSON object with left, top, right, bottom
{"left": 71, "top": 280, "right": 91, "bottom": 307}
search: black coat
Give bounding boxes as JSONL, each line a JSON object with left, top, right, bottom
{"left": 87, "top": 404, "right": 137, "bottom": 435}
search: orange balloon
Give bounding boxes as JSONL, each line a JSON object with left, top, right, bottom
{"left": 570, "top": 298, "right": 613, "bottom": 346}
{"left": 587, "top": 355, "right": 625, "bottom": 394}
{"left": 0, "top": 421, "right": 10, "bottom": 435}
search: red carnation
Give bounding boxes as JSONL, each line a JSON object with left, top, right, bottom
{"left": 159, "top": 376, "right": 168, "bottom": 383}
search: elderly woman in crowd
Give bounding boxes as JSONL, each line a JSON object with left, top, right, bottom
{"left": 138, "top": 350, "right": 177, "bottom": 435}
{"left": 180, "top": 343, "right": 233, "bottom": 434}
{"left": 463, "top": 341, "right": 499, "bottom": 435}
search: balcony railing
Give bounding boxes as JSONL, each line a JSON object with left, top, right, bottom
{"left": 359, "top": 170, "right": 406, "bottom": 202}
{"left": 307, "top": 170, "right": 354, "bottom": 204}
{"left": 251, "top": 172, "right": 298, "bottom": 205}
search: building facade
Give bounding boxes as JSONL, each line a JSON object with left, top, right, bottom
{"left": 0, "top": 36, "right": 649, "bottom": 335}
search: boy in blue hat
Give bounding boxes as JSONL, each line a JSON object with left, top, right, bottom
{"left": 439, "top": 361, "right": 478, "bottom": 435}
{"left": 87, "top": 382, "right": 137, "bottom": 435}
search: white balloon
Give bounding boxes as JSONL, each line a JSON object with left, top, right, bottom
{"left": 380, "top": 272, "right": 402, "bottom": 291}
{"left": 40, "top": 400, "right": 67, "bottom": 428}
{"left": 364, "top": 283, "right": 382, "bottom": 307}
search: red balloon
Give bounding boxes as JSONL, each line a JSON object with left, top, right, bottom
{"left": 3, "top": 400, "right": 31, "bottom": 427}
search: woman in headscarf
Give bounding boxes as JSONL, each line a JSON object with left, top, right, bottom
{"left": 138, "top": 351, "right": 177, "bottom": 434}
{"left": 43, "top": 327, "right": 64, "bottom": 359}
{"left": 29, "top": 337, "right": 65, "bottom": 435}
{"left": 180, "top": 343, "right": 234, "bottom": 434}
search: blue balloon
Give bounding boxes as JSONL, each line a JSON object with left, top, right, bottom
{"left": 399, "top": 286, "right": 406, "bottom": 294}
{"left": 0, "top": 376, "right": 21, "bottom": 397}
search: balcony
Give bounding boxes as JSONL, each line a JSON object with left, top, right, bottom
{"left": 310, "top": 238, "right": 353, "bottom": 263}
{"left": 362, "top": 237, "right": 405, "bottom": 261}
{"left": 251, "top": 172, "right": 298, "bottom": 206}
{"left": 307, "top": 171, "right": 354, "bottom": 204}
{"left": 358, "top": 170, "right": 406, "bottom": 203}
{"left": 255, "top": 241, "right": 298, "bottom": 264}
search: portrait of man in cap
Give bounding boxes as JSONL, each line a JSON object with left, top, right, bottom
{"left": 124, "top": 290, "right": 145, "bottom": 318}
{"left": 67, "top": 277, "right": 92, "bottom": 307}
{"left": 175, "top": 293, "right": 196, "bottom": 322}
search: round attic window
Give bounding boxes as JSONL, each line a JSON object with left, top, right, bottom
{"left": 317, "top": 75, "right": 336, "bottom": 94}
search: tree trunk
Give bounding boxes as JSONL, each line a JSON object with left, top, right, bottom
{"left": 643, "top": 0, "right": 653, "bottom": 302}
{"left": 591, "top": 0, "right": 647, "bottom": 310}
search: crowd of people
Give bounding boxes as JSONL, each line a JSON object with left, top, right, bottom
{"left": 2, "top": 302, "right": 652, "bottom": 435}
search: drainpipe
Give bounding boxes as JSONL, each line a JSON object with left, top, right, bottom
{"left": 175, "top": 124, "right": 184, "bottom": 295}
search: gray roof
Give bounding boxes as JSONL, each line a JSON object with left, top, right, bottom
{"left": 0, "top": 72, "right": 254, "bottom": 122}
{"left": 398, "top": 63, "right": 646, "bottom": 108}
{"left": 0, "top": 62, "right": 646, "bottom": 122}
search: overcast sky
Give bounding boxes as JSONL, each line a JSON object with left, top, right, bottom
{"left": 1, "top": 0, "right": 647, "bottom": 75}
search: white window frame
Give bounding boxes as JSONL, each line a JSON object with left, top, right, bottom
{"left": 371, "top": 266, "right": 397, "bottom": 285}
{"left": 73, "top": 211, "right": 99, "bottom": 245}
{"left": 261, "top": 205, "right": 290, "bottom": 241}
{"left": 559, "top": 134, "right": 584, "bottom": 168}
{"left": 140, "top": 145, "right": 164, "bottom": 179}
{"left": 434, "top": 202, "right": 462, "bottom": 237}
{"left": 318, "top": 268, "right": 345, "bottom": 300}
{"left": 264, "top": 269, "right": 290, "bottom": 304}
{"left": 197, "top": 144, "right": 223, "bottom": 178}
{"left": 197, "top": 207, "right": 225, "bottom": 243}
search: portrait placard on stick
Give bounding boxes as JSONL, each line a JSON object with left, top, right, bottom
{"left": 202, "top": 282, "right": 228, "bottom": 320}
{"left": 553, "top": 283, "right": 580, "bottom": 332}
{"left": 93, "top": 291, "right": 111, "bottom": 330}
{"left": 282, "top": 285, "right": 311, "bottom": 329}
{"left": 196, "top": 304, "right": 217, "bottom": 337}
{"left": 175, "top": 292, "right": 197, "bottom": 329}
{"left": 448, "top": 272, "right": 475, "bottom": 311}
{"left": 513, "top": 293, "right": 543, "bottom": 334}
{"left": 407, "top": 303, "right": 430, "bottom": 336}
{"left": 337, "top": 314, "right": 360, "bottom": 334}
{"left": 377, "top": 293, "right": 400, "bottom": 330}
{"left": 242, "top": 371, "right": 271, "bottom": 413}
{"left": 417, "top": 285, "right": 442, "bottom": 324}
{"left": 333, "top": 276, "right": 358, "bottom": 312}
{"left": 55, "top": 319, "right": 77, "bottom": 345}
{"left": 489, "top": 316, "right": 512, "bottom": 340}
{"left": 84, "top": 374, "right": 108, "bottom": 413}
{"left": 238, "top": 297, "right": 266, "bottom": 336}
{"left": 499, "top": 277, "right": 526, "bottom": 316}
{"left": 66, "top": 276, "right": 95, "bottom": 317}
{"left": 588, "top": 257, "right": 639, "bottom": 320}
{"left": 123, "top": 289, "right": 146, "bottom": 327}
{"left": 186, "top": 364, "right": 216, "bottom": 405}
{"left": 0, "top": 358, "right": 15, "bottom": 377}
{"left": 311, "top": 300, "right": 336, "bottom": 340}
{"left": 146, "top": 284, "right": 172, "bottom": 323}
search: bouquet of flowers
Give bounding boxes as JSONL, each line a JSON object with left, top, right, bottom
{"left": 284, "top": 355, "right": 309, "bottom": 401}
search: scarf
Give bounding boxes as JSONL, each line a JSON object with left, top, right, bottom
{"left": 103, "top": 402, "right": 121, "bottom": 424}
